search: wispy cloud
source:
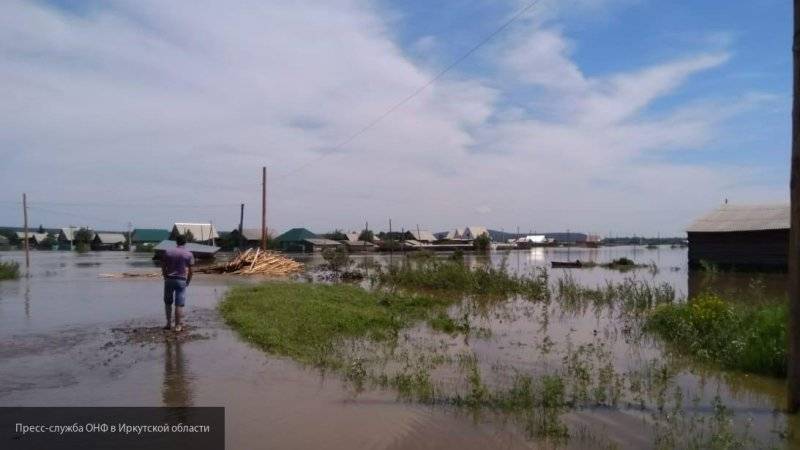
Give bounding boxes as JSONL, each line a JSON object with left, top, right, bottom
{"left": 0, "top": 0, "right": 782, "bottom": 235}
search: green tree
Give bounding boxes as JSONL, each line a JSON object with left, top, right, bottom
{"left": 37, "top": 224, "right": 45, "bottom": 234}
{"left": 473, "top": 234, "right": 491, "bottom": 252}
{"left": 38, "top": 233, "right": 56, "bottom": 250}
{"left": 73, "top": 228, "right": 93, "bottom": 253}
{"left": 324, "top": 229, "right": 347, "bottom": 241}
{"left": 74, "top": 228, "right": 93, "bottom": 244}
{"left": 322, "top": 247, "right": 351, "bottom": 271}
{"left": 358, "top": 229, "right": 374, "bottom": 242}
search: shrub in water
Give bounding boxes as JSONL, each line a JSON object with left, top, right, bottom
{"left": 0, "top": 260, "right": 20, "bottom": 280}
{"left": 646, "top": 293, "right": 786, "bottom": 377}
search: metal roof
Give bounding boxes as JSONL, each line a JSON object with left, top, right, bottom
{"left": 154, "top": 240, "right": 220, "bottom": 255}
{"left": 275, "top": 228, "right": 317, "bottom": 242}
{"left": 686, "top": 204, "right": 789, "bottom": 233}
{"left": 410, "top": 230, "right": 437, "bottom": 242}
{"left": 343, "top": 240, "right": 376, "bottom": 247}
{"left": 16, "top": 232, "right": 49, "bottom": 243}
{"left": 94, "top": 233, "right": 126, "bottom": 244}
{"left": 59, "top": 227, "right": 82, "bottom": 241}
{"left": 172, "top": 223, "right": 219, "bottom": 241}
{"left": 303, "top": 238, "right": 342, "bottom": 246}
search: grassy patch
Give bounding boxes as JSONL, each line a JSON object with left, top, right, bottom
{"left": 646, "top": 293, "right": 786, "bottom": 377}
{"left": 375, "top": 259, "right": 549, "bottom": 299}
{"left": 219, "top": 281, "right": 452, "bottom": 367}
{"left": 0, "top": 260, "right": 19, "bottom": 280}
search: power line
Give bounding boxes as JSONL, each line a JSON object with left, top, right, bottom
{"left": 274, "top": 0, "right": 543, "bottom": 180}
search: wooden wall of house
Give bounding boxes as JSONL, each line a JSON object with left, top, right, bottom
{"left": 688, "top": 229, "right": 789, "bottom": 270}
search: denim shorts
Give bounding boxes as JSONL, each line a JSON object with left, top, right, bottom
{"left": 164, "top": 278, "right": 187, "bottom": 307}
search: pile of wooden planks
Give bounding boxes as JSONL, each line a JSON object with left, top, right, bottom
{"left": 196, "top": 248, "right": 303, "bottom": 275}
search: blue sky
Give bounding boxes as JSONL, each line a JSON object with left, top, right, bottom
{"left": 0, "top": 0, "right": 792, "bottom": 235}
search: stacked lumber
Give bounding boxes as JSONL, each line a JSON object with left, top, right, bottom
{"left": 196, "top": 248, "right": 303, "bottom": 275}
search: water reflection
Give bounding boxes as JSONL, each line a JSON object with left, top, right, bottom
{"left": 162, "top": 339, "right": 193, "bottom": 407}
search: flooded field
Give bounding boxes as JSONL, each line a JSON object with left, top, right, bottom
{"left": 0, "top": 247, "right": 797, "bottom": 449}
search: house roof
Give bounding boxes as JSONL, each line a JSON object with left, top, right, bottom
{"left": 345, "top": 231, "right": 361, "bottom": 242}
{"left": 687, "top": 204, "right": 789, "bottom": 233}
{"left": 94, "top": 233, "right": 126, "bottom": 244}
{"left": 343, "top": 240, "right": 376, "bottom": 247}
{"left": 132, "top": 229, "right": 169, "bottom": 243}
{"left": 465, "top": 226, "right": 489, "bottom": 238}
{"left": 410, "top": 230, "right": 437, "bottom": 242}
{"left": 445, "top": 228, "right": 464, "bottom": 240}
{"left": 154, "top": 240, "right": 220, "bottom": 255}
{"left": 275, "top": 228, "right": 317, "bottom": 242}
{"left": 172, "top": 223, "right": 219, "bottom": 241}
{"left": 59, "top": 227, "right": 83, "bottom": 241}
{"left": 304, "top": 238, "right": 343, "bottom": 247}
{"left": 16, "top": 232, "right": 48, "bottom": 243}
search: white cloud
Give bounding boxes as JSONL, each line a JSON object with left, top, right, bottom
{"left": 0, "top": 0, "right": 779, "bottom": 236}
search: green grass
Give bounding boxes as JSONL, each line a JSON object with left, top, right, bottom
{"left": 375, "top": 259, "right": 550, "bottom": 299}
{"left": 0, "top": 260, "right": 19, "bottom": 280}
{"left": 646, "top": 293, "right": 787, "bottom": 377}
{"left": 219, "top": 281, "right": 453, "bottom": 367}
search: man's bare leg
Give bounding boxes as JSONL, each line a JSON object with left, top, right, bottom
{"left": 164, "top": 304, "right": 173, "bottom": 330}
{"left": 174, "top": 306, "right": 184, "bottom": 332}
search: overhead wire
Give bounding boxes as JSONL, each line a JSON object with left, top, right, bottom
{"left": 273, "top": 0, "right": 543, "bottom": 181}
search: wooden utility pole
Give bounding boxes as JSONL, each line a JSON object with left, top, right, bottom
{"left": 261, "top": 166, "right": 267, "bottom": 250}
{"left": 22, "top": 193, "right": 29, "bottom": 270}
{"left": 239, "top": 203, "right": 245, "bottom": 250}
{"left": 788, "top": 0, "right": 800, "bottom": 413}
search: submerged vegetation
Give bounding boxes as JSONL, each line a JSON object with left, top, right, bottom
{"left": 219, "top": 281, "right": 453, "bottom": 367}
{"left": 220, "top": 256, "right": 784, "bottom": 448}
{"left": 647, "top": 292, "right": 787, "bottom": 377}
{"left": 375, "top": 259, "right": 550, "bottom": 299}
{"left": 0, "top": 259, "right": 20, "bottom": 280}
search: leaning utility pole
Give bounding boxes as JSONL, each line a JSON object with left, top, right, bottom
{"left": 789, "top": 0, "right": 800, "bottom": 413}
{"left": 22, "top": 193, "right": 29, "bottom": 271}
{"left": 261, "top": 166, "right": 267, "bottom": 250}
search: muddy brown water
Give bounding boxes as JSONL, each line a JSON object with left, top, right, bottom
{"left": 0, "top": 247, "right": 797, "bottom": 449}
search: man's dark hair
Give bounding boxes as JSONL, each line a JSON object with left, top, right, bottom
{"left": 176, "top": 235, "right": 187, "bottom": 246}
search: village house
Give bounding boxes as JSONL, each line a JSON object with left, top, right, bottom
{"left": 58, "top": 227, "right": 92, "bottom": 250}
{"left": 274, "top": 228, "right": 316, "bottom": 252}
{"left": 229, "top": 228, "right": 264, "bottom": 249}
{"left": 409, "top": 229, "right": 437, "bottom": 243}
{"left": 171, "top": 223, "right": 219, "bottom": 244}
{"left": 91, "top": 233, "right": 127, "bottom": 251}
{"left": 15, "top": 232, "right": 49, "bottom": 249}
{"left": 687, "top": 203, "right": 789, "bottom": 270}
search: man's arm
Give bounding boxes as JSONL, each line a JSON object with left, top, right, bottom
{"left": 161, "top": 257, "right": 168, "bottom": 278}
{"left": 186, "top": 254, "right": 194, "bottom": 285}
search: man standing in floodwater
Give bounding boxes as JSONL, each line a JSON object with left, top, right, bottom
{"left": 161, "top": 234, "right": 194, "bottom": 332}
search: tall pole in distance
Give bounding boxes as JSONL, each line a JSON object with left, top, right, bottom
{"left": 22, "top": 193, "right": 29, "bottom": 271}
{"left": 788, "top": 0, "right": 800, "bottom": 413}
{"left": 261, "top": 166, "right": 267, "bottom": 250}
{"left": 239, "top": 203, "right": 245, "bottom": 250}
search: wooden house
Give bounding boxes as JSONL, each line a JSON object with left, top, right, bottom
{"left": 92, "top": 233, "right": 127, "bottom": 251}
{"left": 687, "top": 204, "right": 789, "bottom": 270}
{"left": 171, "top": 223, "right": 219, "bottom": 244}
